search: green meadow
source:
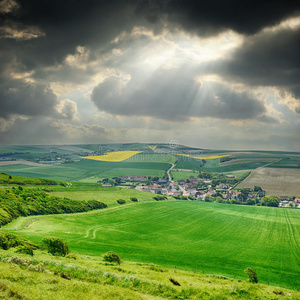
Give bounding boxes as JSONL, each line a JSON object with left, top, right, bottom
{"left": 50, "top": 186, "right": 155, "bottom": 206}
{"left": 5, "top": 201, "right": 300, "bottom": 290}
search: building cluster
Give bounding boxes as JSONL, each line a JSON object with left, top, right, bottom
{"left": 133, "top": 176, "right": 267, "bottom": 201}
{"left": 100, "top": 174, "right": 300, "bottom": 208}
{"left": 278, "top": 197, "right": 300, "bottom": 208}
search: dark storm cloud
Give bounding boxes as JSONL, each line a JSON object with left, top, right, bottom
{"left": 212, "top": 26, "right": 300, "bottom": 100}
{"left": 158, "top": 0, "right": 300, "bottom": 35}
{"left": 0, "top": 76, "right": 58, "bottom": 118}
{"left": 91, "top": 67, "right": 269, "bottom": 122}
{"left": 1, "top": 0, "right": 299, "bottom": 69}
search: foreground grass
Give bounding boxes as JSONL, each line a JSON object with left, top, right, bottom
{"left": 0, "top": 248, "right": 299, "bottom": 299}
{"left": 4, "top": 201, "right": 300, "bottom": 290}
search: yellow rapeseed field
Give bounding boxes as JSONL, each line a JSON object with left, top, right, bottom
{"left": 148, "top": 145, "right": 157, "bottom": 150}
{"left": 82, "top": 151, "right": 143, "bottom": 162}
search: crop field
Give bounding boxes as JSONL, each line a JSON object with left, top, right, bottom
{"left": 237, "top": 167, "right": 300, "bottom": 196}
{"left": 0, "top": 159, "right": 171, "bottom": 182}
{"left": 266, "top": 157, "right": 300, "bottom": 168}
{"left": 200, "top": 161, "right": 270, "bottom": 173}
{"left": 174, "top": 156, "right": 202, "bottom": 171}
{"left": 124, "top": 153, "right": 177, "bottom": 164}
{"left": 5, "top": 201, "right": 300, "bottom": 290}
{"left": 82, "top": 151, "right": 143, "bottom": 162}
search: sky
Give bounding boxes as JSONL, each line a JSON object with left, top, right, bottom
{"left": 0, "top": 0, "right": 300, "bottom": 151}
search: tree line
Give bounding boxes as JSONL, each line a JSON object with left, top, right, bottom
{"left": 0, "top": 188, "right": 107, "bottom": 226}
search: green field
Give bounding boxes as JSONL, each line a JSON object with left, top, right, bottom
{"left": 50, "top": 186, "right": 155, "bottom": 206}
{"left": 5, "top": 201, "right": 300, "bottom": 290}
{"left": 174, "top": 156, "right": 202, "bottom": 171}
{"left": 266, "top": 157, "right": 300, "bottom": 168}
{"left": 171, "top": 170, "right": 199, "bottom": 180}
{"left": 0, "top": 160, "right": 171, "bottom": 182}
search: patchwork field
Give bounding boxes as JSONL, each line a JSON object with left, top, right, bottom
{"left": 0, "top": 159, "right": 171, "bottom": 182}
{"left": 236, "top": 167, "right": 300, "bottom": 196}
{"left": 5, "top": 201, "right": 300, "bottom": 290}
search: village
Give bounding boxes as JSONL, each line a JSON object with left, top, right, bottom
{"left": 101, "top": 174, "right": 300, "bottom": 208}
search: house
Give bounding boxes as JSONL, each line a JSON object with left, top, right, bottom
{"left": 119, "top": 175, "right": 148, "bottom": 182}
{"left": 158, "top": 178, "right": 168, "bottom": 184}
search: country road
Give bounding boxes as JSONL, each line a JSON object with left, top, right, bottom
{"left": 166, "top": 160, "right": 177, "bottom": 181}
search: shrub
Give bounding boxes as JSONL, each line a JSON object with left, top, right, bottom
{"left": 66, "top": 253, "right": 77, "bottom": 260}
{"left": 153, "top": 195, "right": 167, "bottom": 201}
{"left": 117, "top": 199, "right": 126, "bottom": 205}
{"left": 15, "top": 246, "right": 34, "bottom": 256}
{"left": 0, "top": 232, "right": 38, "bottom": 250}
{"left": 103, "top": 251, "right": 121, "bottom": 265}
{"left": 41, "top": 237, "right": 70, "bottom": 257}
{"left": 244, "top": 267, "right": 258, "bottom": 283}
{"left": 130, "top": 197, "right": 138, "bottom": 202}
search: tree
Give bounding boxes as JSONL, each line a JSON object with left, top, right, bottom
{"left": 244, "top": 268, "right": 258, "bottom": 283}
{"left": 253, "top": 186, "right": 262, "bottom": 192}
{"left": 41, "top": 237, "right": 70, "bottom": 257}
{"left": 103, "top": 251, "right": 121, "bottom": 264}
{"left": 246, "top": 199, "right": 256, "bottom": 205}
{"left": 261, "top": 196, "right": 280, "bottom": 207}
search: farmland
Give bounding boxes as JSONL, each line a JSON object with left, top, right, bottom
{"left": 82, "top": 151, "right": 143, "bottom": 162}
{"left": 237, "top": 167, "right": 300, "bottom": 196}
{"left": 5, "top": 201, "right": 300, "bottom": 290}
{"left": 1, "top": 143, "right": 299, "bottom": 182}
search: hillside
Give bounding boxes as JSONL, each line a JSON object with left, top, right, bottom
{"left": 4, "top": 201, "right": 300, "bottom": 291}
{"left": 0, "top": 247, "right": 299, "bottom": 299}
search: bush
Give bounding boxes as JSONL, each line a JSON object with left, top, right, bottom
{"left": 0, "top": 232, "right": 38, "bottom": 250}
{"left": 130, "top": 197, "right": 138, "bottom": 202}
{"left": 117, "top": 199, "right": 126, "bottom": 205}
{"left": 66, "top": 253, "right": 77, "bottom": 260}
{"left": 15, "top": 246, "right": 34, "bottom": 256}
{"left": 103, "top": 251, "right": 121, "bottom": 265}
{"left": 153, "top": 195, "right": 167, "bottom": 201}
{"left": 244, "top": 267, "right": 258, "bottom": 283}
{"left": 41, "top": 237, "right": 70, "bottom": 257}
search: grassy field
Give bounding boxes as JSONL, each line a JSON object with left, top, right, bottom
{"left": 237, "top": 167, "right": 300, "bottom": 196}
{"left": 5, "top": 201, "right": 300, "bottom": 290}
{"left": 171, "top": 170, "right": 199, "bottom": 180}
{"left": 50, "top": 186, "right": 155, "bottom": 206}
